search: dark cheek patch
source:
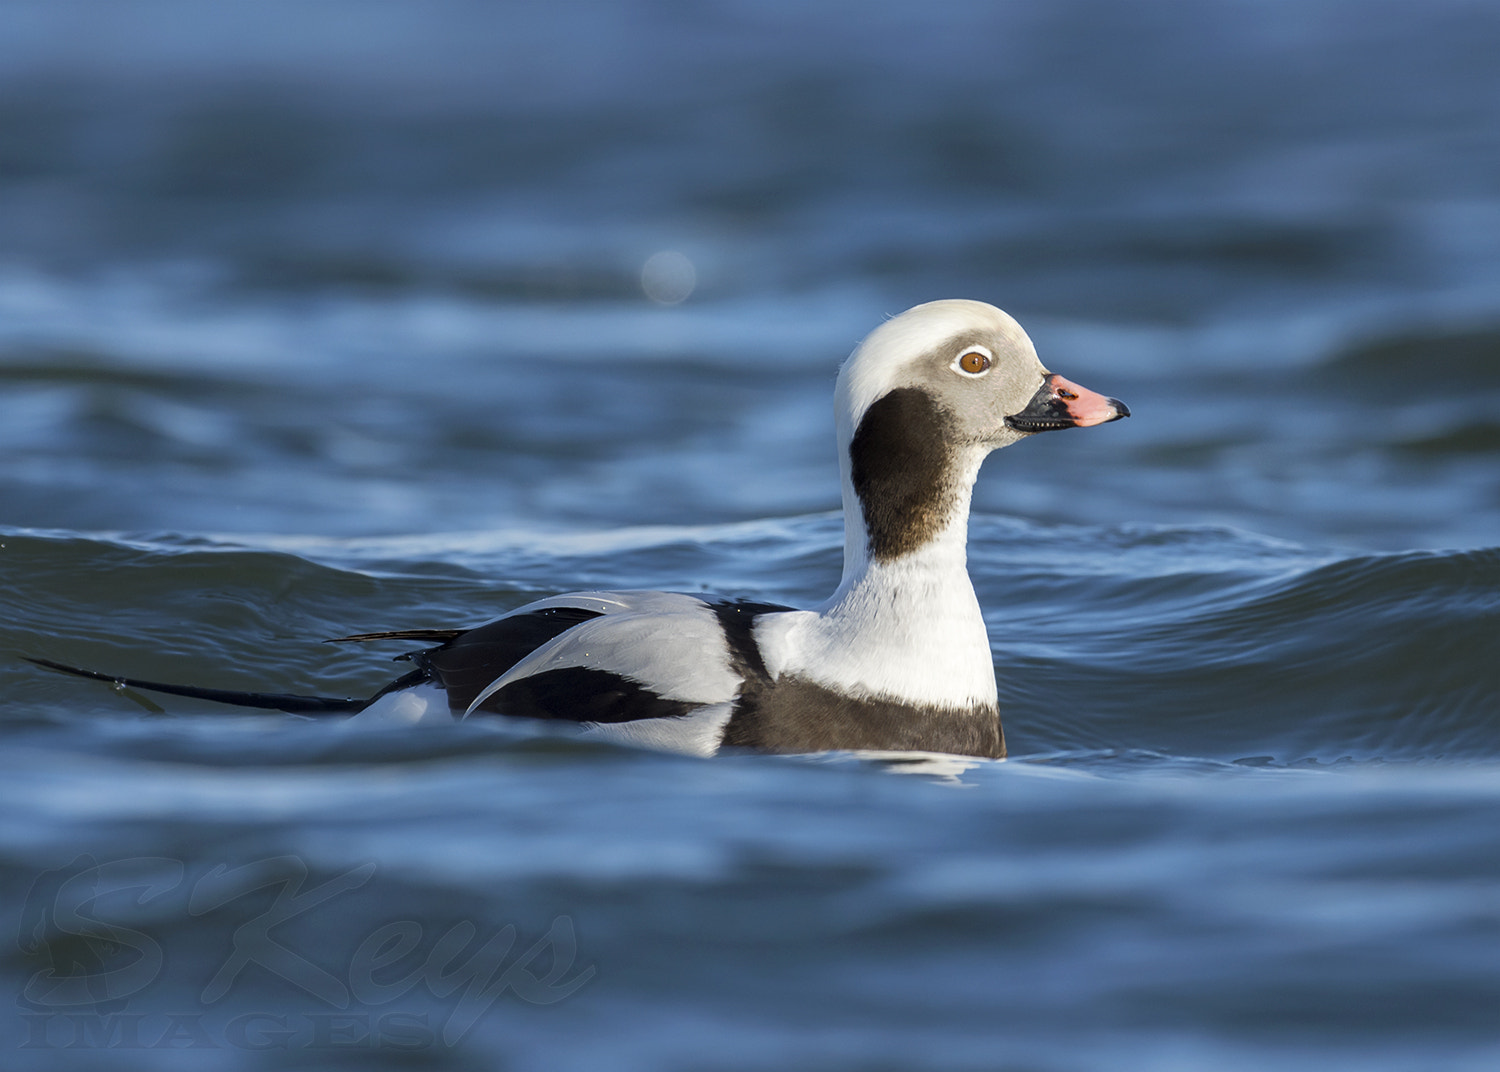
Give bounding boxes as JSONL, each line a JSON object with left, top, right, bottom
{"left": 848, "top": 388, "right": 958, "bottom": 561}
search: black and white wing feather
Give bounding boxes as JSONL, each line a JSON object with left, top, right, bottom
{"left": 350, "top": 590, "right": 774, "bottom": 754}
{"left": 457, "top": 592, "right": 743, "bottom": 716}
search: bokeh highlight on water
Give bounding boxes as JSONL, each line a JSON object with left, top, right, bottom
{"left": 2, "top": 2, "right": 1499, "bottom": 1069}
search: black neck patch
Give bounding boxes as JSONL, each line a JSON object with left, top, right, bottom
{"left": 848, "top": 387, "right": 959, "bottom": 561}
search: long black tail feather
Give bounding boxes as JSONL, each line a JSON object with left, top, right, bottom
{"left": 22, "top": 656, "right": 422, "bottom": 715}
{"left": 329, "top": 629, "right": 465, "bottom": 645}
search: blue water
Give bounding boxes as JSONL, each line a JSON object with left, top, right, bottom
{"left": 3, "top": 1, "right": 1500, "bottom": 1068}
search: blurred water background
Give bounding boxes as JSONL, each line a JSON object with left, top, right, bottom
{"left": 2, "top": 1, "right": 1499, "bottom": 1069}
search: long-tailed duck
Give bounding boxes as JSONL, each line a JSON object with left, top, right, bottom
{"left": 30, "top": 300, "right": 1127, "bottom": 759}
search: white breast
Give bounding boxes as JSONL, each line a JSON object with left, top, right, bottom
{"left": 754, "top": 555, "right": 998, "bottom": 711}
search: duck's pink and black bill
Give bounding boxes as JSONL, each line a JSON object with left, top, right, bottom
{"left": 1004, "top": 373, "right": 1130, "bottom": 433}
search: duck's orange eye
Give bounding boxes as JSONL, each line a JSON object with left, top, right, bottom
{"left": 957, "top": 350, "right": 991, "bottom": 375}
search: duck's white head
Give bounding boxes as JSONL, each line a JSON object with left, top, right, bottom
{"left": 834, "top": 299, "right": 1128, "bottom": 568}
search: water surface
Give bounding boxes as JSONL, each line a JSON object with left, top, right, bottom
{"left": 3, "top": 1, "right": 1499, "bottom": 1069}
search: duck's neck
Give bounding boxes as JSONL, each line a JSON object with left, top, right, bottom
{"left": 786, "top": 456, "right": 998, "bottom": 710}
{"left": 827, "top": 457, "right": 985, "bottom": 619}
{"left": 833, "top": 451, "right": 978, "bottom": 594}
